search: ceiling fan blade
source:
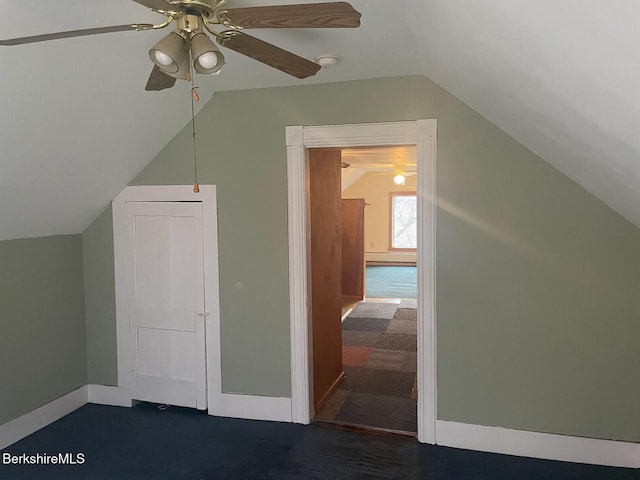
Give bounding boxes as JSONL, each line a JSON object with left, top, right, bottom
{"left": 221, "top": 2, "right": 361, "bottom": 28}
{"left": 0, "top": 24, "right": 153, "bottom": 46}
{"left": 145, "top": 65, "right": 178, "bottom": 91}
{"left": 219, "top": 31, "right": 320, "bottom": 79}
{"left": 131, "top": 0, "right": 181, "bottom": 12}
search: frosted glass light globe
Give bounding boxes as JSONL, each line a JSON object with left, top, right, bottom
{"left": 197, "top": 52, "right": 219, "bottom": 69}
{"left": 393, "top": 174, "right": 406, "bottom": 186}
{"left": 154, "top": 50, "right": 174, "bottom": 66}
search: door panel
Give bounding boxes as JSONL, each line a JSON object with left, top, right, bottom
{"left": 341, "top": 198, "right": 366, "bottom": 301}
{"left": 126, "top": 201, "right": 206, "bottom": 409}
{"left": 309, "top": 148, "right": 344, "bottom": 411}
{"left": 137, "top": 328, "right": 196, "bottom": 379}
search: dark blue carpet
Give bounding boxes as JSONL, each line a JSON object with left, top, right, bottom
{"left": 366, "top": 266, "right": 417, "bottom": 299}
{"left": 1, "top": 403, "right": 637, "bottom": 479}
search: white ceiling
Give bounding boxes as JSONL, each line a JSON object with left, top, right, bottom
{"left": 342, "top": 146, "right": 417, "bottom": 173}
{"left": 1, "top": 0, "right": 639, "bottom": 241}
{"left": 341, "top": 146, "right": 417, "bottom": 191}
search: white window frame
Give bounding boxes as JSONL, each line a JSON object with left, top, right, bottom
{"left": 389, "top": 191, "right": 418, "bottom": 251}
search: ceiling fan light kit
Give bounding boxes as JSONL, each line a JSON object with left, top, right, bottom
{"left": 149, "top": 31, "right": 189, "bottom": 75}
{"left": 0, "top": 0, "right": 361, "bottom": 91}
{"left": 393, "top": 173, "right": 406, "bottom": 186}
{"left": 191, "top": 32, "right": 225, "bottom": 74}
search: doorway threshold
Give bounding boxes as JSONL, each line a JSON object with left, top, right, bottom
{"left": 314, "top": 419, "right": 417, "bottom": 439}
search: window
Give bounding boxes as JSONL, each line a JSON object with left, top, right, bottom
{"left": 390, "top": 192, "right": 417, "bottom": 250}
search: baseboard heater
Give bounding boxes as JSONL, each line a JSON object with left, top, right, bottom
{"left": 366, "top": 261, "right": 417, "bottom": 267}
{"left": 366, "top": 252, "right": 417, "bottom": 267}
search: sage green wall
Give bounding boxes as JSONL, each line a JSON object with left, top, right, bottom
{"left": 0, "top": 235, "right": 86, "bottom": 426}
{"left": 82, "top": 206, "right": 117, "bottom": 385}
{"left": 436, "top": 115, "right": 640, "bottom": 443}
{"left": 84, "top": 75, "right": 640, "bottom": 442}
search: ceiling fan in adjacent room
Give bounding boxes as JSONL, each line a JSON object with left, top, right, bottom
{"left": 390, "top": 168, "right": 415, "bottom": 186}
{"left": 370, "top": 167, "right": 415, "bottom": 185}
{"left": 0, "top": 0, "right": 361, "bottom": 91}
{"left": 341, "top": 146, "right": 418, "bottom": 186}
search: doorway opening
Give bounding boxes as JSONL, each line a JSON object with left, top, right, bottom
{"left": 286, "top": 120, "right": 437, "bottom": 444}
{"left": 313, "top": 145, "right": 419, "bottom": 435}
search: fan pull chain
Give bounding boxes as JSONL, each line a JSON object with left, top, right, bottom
{"left": 190, "top": 63, "right": 200, "bottom": 193}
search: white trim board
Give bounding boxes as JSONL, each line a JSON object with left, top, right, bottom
{"left": 286, "top": 120, "right": 438, "bottom": 444}
{"left": 3, "top": 386, "right": 638, "bottom": 469}
{"left": 1, "top": 387, "right": 288, "bottom": 449}
{"left": 112, "top": 185, "right": 222, "bottom": 415}
{"left": 436, "top": 421, "right": 640, "bottom": 469}
{"left": 209, "top": 394, "right": 292, "bottom": 423}
{"left": 87, "top": 385, "right": 133, "bottom": 407}
{"left": 0, "top": 386, "right": 88, "bottom": 450}
{"left": 0, "top": 385, "right": 137, "bottom": 450}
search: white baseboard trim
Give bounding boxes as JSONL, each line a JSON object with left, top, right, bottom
{"left": 0, "top": 386, "right": 88, "bottom": 451}
{"left": 6, "top": 388, "right": 636, "bottom": 468}
{"left": 87, "top": 385, "right": 133, "bottom": 407}
{"left": 436, "top": 420, "right": 640, "bottom": 469}
{"left": 209, "top": 394, "right": 292, "bottom": 423}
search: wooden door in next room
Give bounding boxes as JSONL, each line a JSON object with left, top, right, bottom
{"left": 341, "top": 198, "right": 366, "bottom": 302}
{"left": 309, "top": 148, "right": 344, "bottom": 412}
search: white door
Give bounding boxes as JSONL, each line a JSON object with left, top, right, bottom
{"left": 125, "top": 201, "right": 207, "bottom": 409}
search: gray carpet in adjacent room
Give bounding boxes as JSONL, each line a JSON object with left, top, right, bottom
{"left": 316, "top": 301, "right": 418, "bottom": 434}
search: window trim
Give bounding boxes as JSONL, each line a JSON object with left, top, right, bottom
{"left": 388, "top": 191, "right": 417, "bottom": 252}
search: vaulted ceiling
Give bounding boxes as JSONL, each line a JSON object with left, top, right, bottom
{"left": 1, "top": 0, "right": 638, "bottom": 241}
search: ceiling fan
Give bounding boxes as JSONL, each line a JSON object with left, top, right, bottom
{"left": 374, "top": 168, "right": 416, "bottom": 185}
{"left": 0, "top": 0, "right": 361, "bottom": 91}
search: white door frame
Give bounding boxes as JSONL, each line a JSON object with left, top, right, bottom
{"left": 286, "top": 120, "right": 438, "bottom": 444}
{"left": 113, "top": 185, "right": 222, "bottom": 412}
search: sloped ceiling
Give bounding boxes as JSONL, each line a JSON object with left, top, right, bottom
{"left": 1, "top": 0, "right": 639, "bottom": 241}
{"left": 341, "top": 146, "right": 416, "bottom": 191}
